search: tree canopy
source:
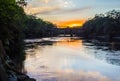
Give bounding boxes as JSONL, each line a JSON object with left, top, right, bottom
{"left": 82, "top": 10, "right": 120, "bottom": 38}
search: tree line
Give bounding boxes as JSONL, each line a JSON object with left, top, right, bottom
{"left": 23, "top": 15, "right": 58, "bottom": 39}
{"left": 82, "top": 10, "right": 120, "bottom": 40}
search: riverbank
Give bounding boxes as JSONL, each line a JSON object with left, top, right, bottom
{"left": 0, "top": 58, "right": 36, "bottom": 81}
{"left": 82, "top": 35, "right": 120, "bottom": 42}
{"left": 0, "top": 40, "right": 36, "bottom": 81}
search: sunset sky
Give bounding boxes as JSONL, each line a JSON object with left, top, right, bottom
{"left": 24, "top": 0, "right": 120, "bottom": 27}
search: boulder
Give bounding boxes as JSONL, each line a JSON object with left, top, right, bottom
{"left": 24, "top": 78, "right": 36, "bottom": 81}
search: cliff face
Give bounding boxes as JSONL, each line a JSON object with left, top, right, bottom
{"left": 0, "top": 40, "right": 36, "bottom": 81}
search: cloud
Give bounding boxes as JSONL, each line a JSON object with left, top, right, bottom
{"left": 24, "top": 0, "right": 93, "bottom": 15}
{"left": 24, "top": 0, "right": 95, "bottom": 23}
{"left": 24, "top": 6, "right": 61, "bottom": 15}
{"left": 24, "top": 0, "right": 61, "bottom": 15}
{"left": 36, "top": 0, "right": 54, "bottom": 3}
{"left": 54, "top": 6, "right": 93, "bottom": 14}
{"left": 24, "top": 5, "right": 92, "bottom": 15}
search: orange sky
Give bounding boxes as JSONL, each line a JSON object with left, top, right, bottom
{"left": 53, "top": 20, "right": 86, "bottom": 28}
{"left": 25, "top": 0, "right": 120, "bottom": 29}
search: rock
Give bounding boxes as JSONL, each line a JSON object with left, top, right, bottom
{"left": 0, "top": 62, "right": 9, "bottom": 81}
{"left": 17, "top": 74, "right": 36, "bottom": 81}
{"left": 8, "top": 74, "right": 17, "bottom": 81}
{"left": 8, "top": 71, "right": 17, "bottom": 81}
{"left": 0, "top": 40, "right": 36, "bottom": 81}
{"left": 17, "top": 74, "right": 29, "bottom": 81}
{"left": 24, "top": 78, "right": 36, "bottom": 81}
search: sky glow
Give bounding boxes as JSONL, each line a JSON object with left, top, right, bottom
{"left": 24, "top": 0, "right": 120, "bottom": 27}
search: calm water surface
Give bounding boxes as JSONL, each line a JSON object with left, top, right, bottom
{"left": 25, "top": 37, "right": 120, "bottom": 81}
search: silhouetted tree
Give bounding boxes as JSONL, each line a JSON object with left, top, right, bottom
{"left": 82, "top": 10, "right": 120, "bottom": 40}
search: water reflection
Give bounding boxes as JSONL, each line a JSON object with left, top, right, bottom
{"left": 82, "top": 40, "right": 120, "bottom": 66}
{"left": 25, "top": 37, "right": 120, "bottom": 81}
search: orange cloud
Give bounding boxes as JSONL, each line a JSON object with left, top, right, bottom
{"left": 53, "top": 20, "right": 86, "bottom": 28}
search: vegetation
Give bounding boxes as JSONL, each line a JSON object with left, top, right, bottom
{"left": 23, "top": 15, "right": 58, "bottom": 38}
{"left": 0, "top": 0, "right": 26, "bottom": 60}
{"left": 82, "top": 10, "right": 120, "bottom": 40}
{"left": 0, "top": 0, "right": 57, "bottom": 61}
{"left": 0, "top": 0, "right": 57, "bottom": 80}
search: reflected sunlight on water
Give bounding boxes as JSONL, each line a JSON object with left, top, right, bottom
{"left": 54, "top": 38, "right": 83, "bottom": 49}
{"left": 25, "top": 37, "right": 120, "bottom": 81}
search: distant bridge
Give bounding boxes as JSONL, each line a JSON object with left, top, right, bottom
{"left": 57, "top": 28, "right": 84, "bottom": 37}
{"left": 58, "top": 34, "right": 76, "bottom": 37}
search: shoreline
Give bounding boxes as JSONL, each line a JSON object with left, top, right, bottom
{"left": 0, "top": 55, "right": 36, "bottom": 81}
{"left": 0, "top": 40, "right": 36, "bottom": 81}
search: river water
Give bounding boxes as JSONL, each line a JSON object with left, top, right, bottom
{"left": 24, "top": 37, "right": 120, "bottom": 81}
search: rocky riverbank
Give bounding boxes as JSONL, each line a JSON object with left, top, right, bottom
{"left": 0, "top": 40, "right": 36, "bottom": 81}
{"left": 0, "top": 54, "right": 36, "bottom": 81}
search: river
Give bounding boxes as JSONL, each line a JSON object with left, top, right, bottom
{"left": 24, "top": 37, "right": 120, "bottom": 81}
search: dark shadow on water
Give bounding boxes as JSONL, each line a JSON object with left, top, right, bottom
{"left": 25, "top": 40, "right": 55, "bottom": 49}
{"left": 12, "top": 52, "right": 27, "bottom": 74}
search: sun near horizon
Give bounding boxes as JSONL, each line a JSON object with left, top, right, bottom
{"left": 24, "top": 0, "right": 120, "bottom": 29}
{"left": 53, "top": 20, "right": 86, "bottom": 28}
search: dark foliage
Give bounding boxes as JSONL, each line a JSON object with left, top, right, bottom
{"left": 0, "top": 0, "right": 58, "bottom": 64}
{"left": 82, "top": 10, "right": 120, "bottom": 40}
{"left": 23, "top": 15, "right": 58, "bottom": 38}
